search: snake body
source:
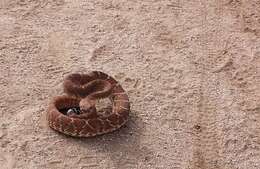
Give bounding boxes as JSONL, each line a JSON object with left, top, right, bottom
{"left": 47, "top": 71, "right": 130, "bottom": 137}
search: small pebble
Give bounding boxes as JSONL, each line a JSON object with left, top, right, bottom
{"left": 0, "top": 130, "right": 5, "bottom": 139}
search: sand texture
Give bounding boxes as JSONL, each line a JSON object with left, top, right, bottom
{"left": 0, "top": 0, "right": 260, "bottom": 169}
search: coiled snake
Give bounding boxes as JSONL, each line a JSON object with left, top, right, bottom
{"left": 47, "top": 71, "right": 130, "bottom": 137}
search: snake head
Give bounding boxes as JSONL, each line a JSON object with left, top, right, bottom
{"left": 79, "top": 98, "right": 97, "bottom": 116}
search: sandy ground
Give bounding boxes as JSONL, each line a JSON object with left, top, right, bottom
{"left": 0, "top": 0, "right": 260, "bottom": 169}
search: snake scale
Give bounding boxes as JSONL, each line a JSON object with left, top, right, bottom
{"left": 47, "top": 71, "right": 130, "bottom": 137}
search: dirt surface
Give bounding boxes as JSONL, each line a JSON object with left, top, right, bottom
{"left": 0, "top": 0, "right": 260, "bottom": 169}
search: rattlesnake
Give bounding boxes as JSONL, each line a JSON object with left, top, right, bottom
{"left": 47, "top": 71, "right": 130, "bottom": 137}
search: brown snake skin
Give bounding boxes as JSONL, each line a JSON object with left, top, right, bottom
{"left": 47, "top": 71, "right": 130, "bottom": 137}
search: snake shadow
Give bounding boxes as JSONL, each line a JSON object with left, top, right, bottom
{"left": 73, "top": 109, "right": 147, "bottom": 169}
